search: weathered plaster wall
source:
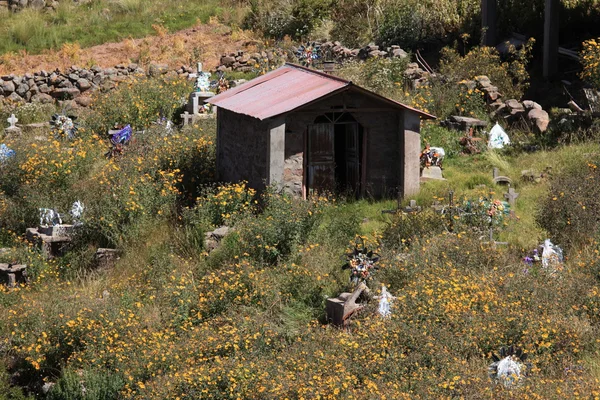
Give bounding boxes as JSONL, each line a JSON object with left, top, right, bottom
{"left": 285, "top": 90, "right": 406, "bottom": 198}
{"left": 216, "top": 108, "right": 268, "bottom": 190}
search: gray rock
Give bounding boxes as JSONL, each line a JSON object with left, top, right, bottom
{"left": 6, "top": 92, "right": 24, "bottom": 103}
{"left": 75, "top": 95, "right": 92, "bottom": 107}
{"left": 1, "top": 80, "right": 15, "bottom": 93}
{"left": 148, "top": 63, "right": 168, "bottom": 77}
{"left": 76, "top": 78, "right": 91, "bottom": 91}
{"left": 104, "top": 68, "right": 117, "bottom": 76}
{"left": 51, "top": 87, "right": 81, "bottom": 99}
{"left": 91, "top": 65, "right": 102, "bottom": 73}
{"left": 220, "top": 55, "right": 236, "bottom": 66}
{"left": 32, "top": 93, "right": 54, "bottom": 104}
{"left": 392, "top": 48, "right": 408, "bottom": 58}
{"left": 68, "top": 73, "right": 79, "bottom": 81}
{"left": 15, "top": 83, "right": 29, "bottom": 97}
{"left": 58, "top": 79, "right": 74, "bottom": 88}
{"left": 39, "top": 84, "right": 51, "bottom": 93}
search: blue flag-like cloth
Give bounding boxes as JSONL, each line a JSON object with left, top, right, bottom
{"left": 110, "top": 125, "right": 132, "bottom": 145}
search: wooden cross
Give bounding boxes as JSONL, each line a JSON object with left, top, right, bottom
{"left": 180, "top": 111, "right": 193, "bottom": 126}
{"left": 504, "top": 187, "right": 519, "bottom": 205}
{"left": 7, "top": 114, "right": 18, "bottom": 128}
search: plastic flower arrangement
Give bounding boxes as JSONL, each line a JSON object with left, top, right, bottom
{"left": 488, "top": 346, "right": 531, "bottom": 388}
{"left": 50, "top": 114, "right": 78, "bottom": 140}
{"left": 296, "top": 42, "right": 321, "bottom": 67}
{"left": 462, "top": 197, "right": 510, "bottom": 227}
{"left": 342, "top": 238, "right": 381, "bottom": 284}
{"left": 0, "top": 143, "right": 16, "bottom": 164}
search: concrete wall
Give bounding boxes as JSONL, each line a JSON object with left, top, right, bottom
{"left": 401, "top": 110, "right": 422, "bottom": 198}
{"left": 216, "top": 108, "right": 269, "bottom": 190}
{"left": 217, "top": 88, "right": 422, "bottom": 198}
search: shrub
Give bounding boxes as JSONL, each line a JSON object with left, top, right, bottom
{"left": 83, "top": 76, "right": 191, "bottom": 134}
{"left": 537, "top": 160, "right": 600, "bottom": 251}
{"left": 195, "top": 182, "right": 257, "bottom": 227}
{"left": 376, "top": 0, "right": 480, "bottom": 49}
{"left": 581, "top": 37, "right": 600, "bottom": 89}
{"left": 243, "top": 0, "right": 333, "bottom": 39}
{"left": 236, "top": 189, "right": 330, "bottom": 265}
{"left": 439, "top": 40, "right": 534, "bottom": 100}
{"left": 421, "top": 124, "right": 463, "bottom": 158}
{"left": 383, "top": 209, "right": 448, "bottom": 250}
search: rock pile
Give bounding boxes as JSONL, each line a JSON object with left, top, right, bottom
{"left": 0, "top": 63, "right": 196, "bottom": 107}
{"left": 0, "top": 0, "right": 91, "bottom": 11}
{"left": 459, "top": 75, "right": 550, "bottom": 134}
{"left": 216, "top": 41, "right": 411, "bottom": 72}
{"left": 217, "top": 49, "right": 286, "bottom": 73}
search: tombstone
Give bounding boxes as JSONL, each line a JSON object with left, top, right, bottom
{"left": 404, "top": 199, "right": 421, "bottom": 213}
{"left": 0, "top": 263, "right": 28, "bottom": 288}
{"left": 95, "top": 248, "right": 121, "bottom": 270}
{"left": 326, "top": 282, "right": 368, "bottom": 326}
{"left": 26, "top": 211, "right": 74, "bottom": 259}
{"left": 420, "top": 166, "right": 446, "bottom": 181}
{"left": 504, "top": 186, "right": 519, "bottom": 206}
{"left": 4, "top": 114, "right": 22, "bottom": 137}
{"left": 180, "top": 111, "right": 194, "bottom": 126}
{"left": 492, "top": 168, "right": 512, "bottom": 185}
{"left": 186, "top": 62, "right": 215, "bottom": 121}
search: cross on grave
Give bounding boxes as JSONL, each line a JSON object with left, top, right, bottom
{"left": 181, "top": 111, "right": 193, "bottom": 126}
{"left": 504, "top": 186, "right": 519, "bottom": 206}
{"left": 7, "top": 114, "right": 18, "bottom": 128}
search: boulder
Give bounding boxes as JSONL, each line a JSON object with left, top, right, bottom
{"left": 1, "top": 80, "right": 15, "bottom": 94}
{"left": 392, "top": 48, "right": 408, "bottom": 58}
{"left": 148, "top": 63, "right": 168, "bottom": 77}
{"left": 6, "top": 92, "right": 24, "bottom": 103}
{"left": 32, "top": 93, "right": 54, "bottom": 104}
{"left": 528, "top": 108, "right": 550, "bottom": 134}
{"left": 76, "top": 78, "right": 91, "bottom": 91}
{"left": 523, "top": 100, "right": 542, "bottom": 110}
{"left": 15, "top": 83, "right": 29, "bottom": 97}
{"left": 75, "top": 95, "right": 93, "bottom": 107}
{"left": 51, "top": 87, "right": 81, "bottom": 99}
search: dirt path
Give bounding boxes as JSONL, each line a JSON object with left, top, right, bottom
{"left": 0, "top": 22, "right": 261, "bottom": 75}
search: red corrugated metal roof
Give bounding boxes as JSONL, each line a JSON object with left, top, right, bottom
{"left": 207, "top": 63, "right": 435, "bottom": 120}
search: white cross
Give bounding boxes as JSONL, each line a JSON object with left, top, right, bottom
{"left": 7, "top": 114, "right": 17, "bottom": 128}
{"left": 180, "top": 111, "right": 193, "bottom": 126}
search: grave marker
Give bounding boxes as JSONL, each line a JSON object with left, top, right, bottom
{"left": 504, "top": 186, "right": 519, "bottom": 205}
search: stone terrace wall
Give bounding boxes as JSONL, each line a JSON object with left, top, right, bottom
{"left": 0, "top": 0, "right": 88, "bottom": 11}
{"left": 0, "top": 63, "right": 196, "bottom": 107}
{"left": 217, "top": 41, "right": 410, "bottom": 72}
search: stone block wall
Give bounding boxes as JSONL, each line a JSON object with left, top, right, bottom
{"left": 0, "top": 63, "right": 195, "bottom": 107}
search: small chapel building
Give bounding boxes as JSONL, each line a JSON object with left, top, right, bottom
{"left": 207, "top": 63, "right": 435, "bottom": 198}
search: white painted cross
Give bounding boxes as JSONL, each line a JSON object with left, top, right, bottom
{"left": 7, "top": 114, "right": 17, "bottom": 128}
{"left": 180, "top": 111, "right": 193, "bottom": 126}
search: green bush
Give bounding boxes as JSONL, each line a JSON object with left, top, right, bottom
{"left": 243, "top": 0, "right": 333, "bottom": 39}
{"left": 439, "top": 40, "right": 534, "bottom": 100}
{"left": 537, "top": 160, "right": 600, "bottom": 252}
{"left": 382, "top": 209, "right": 448, "bottom": 250}
{"left": 47, "top": 368, "right": 124, "bottom": 400}
{"left": 83, "top": 76, "right": 191, "bottom": 134}
{"left": 421, "top": 124, "right": 463, "bottom": 158}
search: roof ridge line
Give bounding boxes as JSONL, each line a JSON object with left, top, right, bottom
{"left": 284, "top": 63, "right": 351, "bottom": 85}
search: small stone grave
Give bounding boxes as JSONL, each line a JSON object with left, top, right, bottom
{"left": 204, "top": 226, "right": 233, "bottom": 253}
{"left": 26, "top": 224, "right": 74, "bottom": 259}
{"left": 492, "top": 167, "right": 512, "bottom": 185}
{"left": 326, "top": 282, "right": 368, "bottom": 327}
{"left": 183, "top": 63, "right": 215, "bottom": 126}
{"left": 0, "top": 263, "right": 28, "bottom": 287}
{"left": 420, "top": 166, "right": 445, "bottom": 181}
{"left": 95, "top": 248, "right": 121, "bottom": 270}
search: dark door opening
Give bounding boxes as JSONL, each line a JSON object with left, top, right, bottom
{"left": 307, "top": 112, "right": 364, "bottom": 196}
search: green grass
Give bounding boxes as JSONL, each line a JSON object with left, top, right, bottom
{"left": 0, "top": 0, "right": 244, "bottom": 56}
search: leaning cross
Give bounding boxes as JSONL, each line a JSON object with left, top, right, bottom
{"left": 504, "top": 186, "right": 519, "bottom": 206}
{"left": 7, "top": 114, "right": 17, "bottom": 128}
{"left": 180, "top": 111, "right": 193, "bottom": 126}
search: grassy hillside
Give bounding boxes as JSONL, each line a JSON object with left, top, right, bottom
{"left": 0, "top": 0, "right": 244, "bottom": 56}
{"left": 0, "top": 69, "right": 599, "bottom": 398}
